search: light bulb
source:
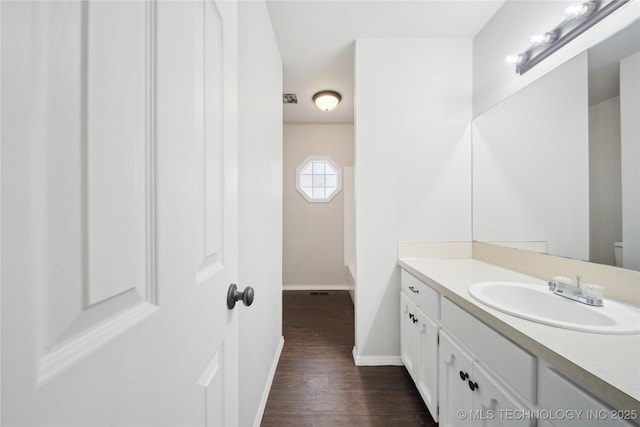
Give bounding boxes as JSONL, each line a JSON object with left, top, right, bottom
{"left": 543, "top": 31, "right": 559, "bottom": 44}
{"left": 505, "top": 53, "right": 528, "bottom": 65}
{"left": 530, "top": 34, "right": 545, "bottom": 45}
{"left": 564, "top": 1, "right": 596, "bottom": 18}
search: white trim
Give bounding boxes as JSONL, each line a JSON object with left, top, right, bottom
{"left": 352, "top": 347, "right": 404, "bottom": 366}
{"left": 36, "top": 303, "right": 159, "bottom": 387}
{"left": 0, "top": 2, "right": 3, "bottom": 418}
{"left": 252, "top": 336, "right": 285, "bottom": 427}
{"left": 145, "top": 0, "right": 157, "bottom": 304}
{"left": 196, "top": 347, "right": 221, "bottom": 387}
{"left": 283, "top": 284, "right": 352, "bottom": 291}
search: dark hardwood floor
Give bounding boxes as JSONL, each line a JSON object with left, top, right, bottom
{"left": 261, "top": 291, "right": 437, "bottom": 427}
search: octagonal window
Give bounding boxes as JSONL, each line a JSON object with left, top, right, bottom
{"left": 296, "top": 156, "right": 342, "bottom": 203}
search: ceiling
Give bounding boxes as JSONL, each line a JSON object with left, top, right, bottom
{"left": 266, "top": 0, "right": 506, "bottom": 124}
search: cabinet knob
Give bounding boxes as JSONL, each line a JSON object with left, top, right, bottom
{"left": 459, "top": 371, "right": 469, "bottom": 381}
{"left": 468, "top": 380, "right": 479, "bottom": 391}
{"left": 412, "top": 317, "right": 418, "bottom": 324}
{"left": 409, "top": 313, "right": 414, "bottom": 320}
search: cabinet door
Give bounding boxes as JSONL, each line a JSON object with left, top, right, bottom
{"left": 416, "top": 308, "right": 439, "bottom": 422}
{"left": 401, "top": 292, "right": 419, "bottom": 380}
{"left": 539, "top": 365, "right": 636, "bottom": 426}
{"left": 440, "top": 331, "right": 474, "bottom": 427}
{"left": 471, "top": 363, "right": 534, "bottom": 427}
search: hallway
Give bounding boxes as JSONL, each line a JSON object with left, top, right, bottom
{"left": 261, "top": 291, "right": 436, "bottom": 426}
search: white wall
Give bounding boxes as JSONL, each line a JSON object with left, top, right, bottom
{"left": 589, "top": 96, "right": 622, "bottom": 266}
{"left": 283, "top": 124, "right": 354, "bottom": 289}
{"left": 620, "top": 51, "right": 640, "bottom": 270}
{"left": 473, "top": 53, "right": 590, "bottom": 261}
{"left": 354, "top": 39, "right": 472, "bottom": 360}
{"left": 473, "top": 0, "right": 640, "bottom": 117}
{"left": 237, "top": 2, "right": 283, "bottom": 426}
{"left": 344, "top": 166, "right": 355, "bottom": 300}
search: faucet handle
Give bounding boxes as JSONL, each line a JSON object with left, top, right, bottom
{"left": 582, "top": 284, "right": 604, "bottom": 299}
{"left": 576, "top": 275, "right": 582, "bottom": 288}
{"left": 552, "top": 276, "right": 572, "bottom": 285}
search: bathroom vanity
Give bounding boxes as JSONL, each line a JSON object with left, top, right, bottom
{"left": 398, "top": 248, "right": 640, "bottom": 426}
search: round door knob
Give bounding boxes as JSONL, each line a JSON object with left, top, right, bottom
{"left": 227, "top": 284, "right": 255, "bottom": 309}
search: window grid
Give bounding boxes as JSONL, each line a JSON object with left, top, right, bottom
{"left": 296, "top": 157, "right": 342, "bottom": 203}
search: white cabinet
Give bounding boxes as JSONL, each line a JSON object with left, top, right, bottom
{"left": 401, "top": 269, "right": 534, "bottom": 427}
{"left": 400, "top": 270, "right": 440, "bottom": 421}
{"left": 439, "top": 331, "right": 534, "bottom": 427}
{"left": 401, "top": 292, "right": 420, "bottom": 378}
{"left": 472, "top": 362, "right": 534, "bottom": 427}
{"left": 538, "top": 363, "right": 636, "bottom": 427}
{"left": 416, "top": 309, "right": 439, "bottom": 417}
{"left": 439, "top": 330, "right": 473, "bottom": 426}
{"left": 400, "top": 266, "right": 637, "bottom": 427}
{"left": 441, "top": 298, "right": 537, "bottom": 403}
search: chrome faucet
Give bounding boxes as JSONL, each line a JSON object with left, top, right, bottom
{"left": 548, "top": 276, "right": 603, "bottom": 307}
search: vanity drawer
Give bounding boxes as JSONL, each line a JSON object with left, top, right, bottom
{"left": 441, "top": 297, "right": 537, "bottom": 403}
{"left": 401, "top": 269, "right": 440, "bottom": 320}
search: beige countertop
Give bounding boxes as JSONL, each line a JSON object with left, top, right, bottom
{"left": 398, "top": 257, "right": 640, "bottom": 414}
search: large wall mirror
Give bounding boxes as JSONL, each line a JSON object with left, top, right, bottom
{"left": 472, "top": 18, "right": 640, "bottom": 271}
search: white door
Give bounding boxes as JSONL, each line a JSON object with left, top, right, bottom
{"left": 400, "top": 293, "right": 419, "bottom": 379}
{"left": 1, "top": 1, "right": 241, "bottom": 425}
{"left": 416, "top": 308, "right": 439, "bottom": 422}
{"left": 471, "top": 363, "right": 533, "bottom": 427}
{"left": 439, "top": 331, "right": 474, "bottom": 427}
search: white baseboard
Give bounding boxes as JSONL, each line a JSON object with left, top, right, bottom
{"left": 283, "top": 284, "right": 352, "bottom": 291}
{"left": 352, "top": 347, "right": 403, "bottom": 366}
{"left": 252, "top": 336, "right": 284, "bottom": 427}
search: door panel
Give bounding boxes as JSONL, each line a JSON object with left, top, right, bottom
{"left": 85, "top": 0, "right": 149, "bottom": 306}
{"left": 197, "top": 345, "right": 226, "bottom": 427}
{"left": 400, "top": 293, "right": 418, "bottom": 379}
{"left": 439, "top": 331, "right": 474, "bottom": 427}
{"left": 1, "top": 1, "right": 239, "bottom": 424}
{"left": 416, "top": 309, "right": 439, "bottom": 422}
{"left": 196, "top": 0, "right": 225, "bottom": 282}
{"left": 472, "top": 363, "right": 533, "bottom": 427}
{"left": 3, "top": 0, "right": 158, "bottom": 389}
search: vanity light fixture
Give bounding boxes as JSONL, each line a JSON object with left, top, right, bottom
{"left": 506, "top": 0, "right": 629, "bottom": 74}
{"left": 563, "top": 1, "right": 597, "bottom": 18}
{"left": 313, "top": 90, "right": 341, "bottom": 112}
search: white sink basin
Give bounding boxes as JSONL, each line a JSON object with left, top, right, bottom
{"left": 468, "top": 281, "right": 640, "bottom": 334}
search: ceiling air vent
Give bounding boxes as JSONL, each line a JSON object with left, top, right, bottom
{"left": 283, "top": 94, "right": 297, "bottom": 104}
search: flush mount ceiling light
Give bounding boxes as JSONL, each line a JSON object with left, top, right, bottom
{"left": 506, "top": 0, "right": 629, "bottom": 75}
{"left": 313, "top": 90, "right": 341, "bottom": 112}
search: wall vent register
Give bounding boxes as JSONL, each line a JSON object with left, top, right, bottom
{"left": 295, "top": 156, "right": 342, "bottom": 203}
